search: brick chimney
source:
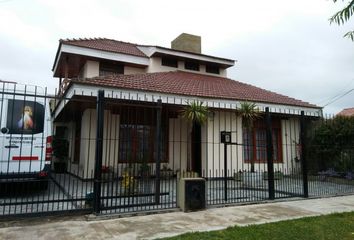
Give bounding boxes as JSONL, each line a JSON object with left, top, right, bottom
{"left": 171, "top": 33, "right": 201, "bottom": 54}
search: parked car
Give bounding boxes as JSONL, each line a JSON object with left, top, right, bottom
{"left": 0, "top": 81, "right": 53, "bottom": 192}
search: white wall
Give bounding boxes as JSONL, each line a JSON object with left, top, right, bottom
{"left": 79, "top": 109, "right": 120, "bottom": 178}
{"left": 79, "top": 57, "right": 228, "bottom": 78}
{"left": 281, "top": 118, "right": 301, "bottom": 174}
{"left": 64, "top": 107, "right": 301, "bottom": 179}
{"left": 147, "top": 57, "right": 227, "bottom": 77}
{"left": 166, "top": 111, "right": 302, "bottom": 177}
{"left": 147, "top": 57, "right": 179, "bottom": 73}
{"left": 202, "top": 111, "right": 243, "bottom": 177}
{"left": 219, "top": 68, "right": 227, "bottom": 77}
{"left": 124, "top": 65, "right": 146, "bottom": 75}
{"left": 168, "top": 116, "right": 188, "bottom": 172}
{"left": 82, "top": 60, "right": 99, "bottom": 78}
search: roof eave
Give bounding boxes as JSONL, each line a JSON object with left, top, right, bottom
{"left": 52, "top": 41, "right": 63, "bottom": 73}
{"left": 52, "top": 43, "right": 151, "bottom": 78}
{"left": 137, "top": 46, "right": 235, "bottom": 68}
{"left": 66, "top": 81, "right": 322, "bottom": 116}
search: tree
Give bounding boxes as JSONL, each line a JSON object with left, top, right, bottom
{"left": 330, "top": 0, "right": 354, "bottom": 41}
{"left": 237, "top": 102, "right": 261, "bottom": 172}
{"left": 181, "top": 101, "right": 209, "bottom": 174}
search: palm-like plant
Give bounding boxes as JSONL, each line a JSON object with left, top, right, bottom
{"left": 181, "top": 101, "right": 208, "bottom": 125}
{"left": 181, "top": 101, "right": 209, "bottom": 173}
{"left": 237, "top": 102, "right": 261, "bottom": 172}
{"left": 237, "top": 102, "right": 261, "bottom": 130}
{"left": 330, "top": 0, "right": 354, "bottom": 41}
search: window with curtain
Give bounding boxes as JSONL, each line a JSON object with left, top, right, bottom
{"left": 243, "top": 119, "right": 282, "bottom": 163}
{"left": 118, "top": 107, "right": 167, "bottom": 163}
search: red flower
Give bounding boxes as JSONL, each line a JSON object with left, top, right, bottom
{"left": 102, "top": 165, "right": 110, "bottom": 173}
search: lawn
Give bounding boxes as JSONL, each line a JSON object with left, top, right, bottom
{"left": 160, "top": 211, "right": 354, "bottom": 240}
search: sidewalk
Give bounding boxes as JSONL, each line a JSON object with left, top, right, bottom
{"left": 1, "top": 195, "right": 354, "bottom": 240}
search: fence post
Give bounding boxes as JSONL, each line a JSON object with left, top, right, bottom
{"left": 155, "top": 99, "right": 162, "bottom": 204}
{"left": 224, "top": 143, "right": 228, "bottom": 201}
{"left": 93, "top": 90, "right": 104, "bottom": 214}
{"left": 300, "top": 111, "right": 309, "bottom": 198}
{"left": 266, "top": 107, "right": 275, "bottom": 200}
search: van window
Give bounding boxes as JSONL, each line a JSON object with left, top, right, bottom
{"left": 6, "top": 99, "right": 44, "bottom": 134}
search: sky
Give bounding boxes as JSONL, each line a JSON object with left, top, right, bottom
{"left": 0, "top": 0, "right": 353, "bottom": 114}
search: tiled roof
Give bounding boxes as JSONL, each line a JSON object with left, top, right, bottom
{"left": 60, "top": 38, "right": 147, "bottom": 57}
{"left": 71, "top": 71, "right": 319, "bottom": 108}
{"left": 59, "top": 38, "right": 235, "bottom": 63}
{"left": 337, "top": 108, "right": 354, "bottom": 117}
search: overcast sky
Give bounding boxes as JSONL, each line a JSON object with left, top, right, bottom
{"left": 0, "top": 0, "right": 353, "bottom": 114}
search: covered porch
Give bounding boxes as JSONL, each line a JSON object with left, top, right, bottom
{"left": 51, "top": 84, "right": 313, "bottom": 182}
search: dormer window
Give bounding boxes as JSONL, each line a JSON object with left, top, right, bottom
{"left": 184, "top": 61, "right": 199, "bottom": 71}
{"left": 206, "top": 64, "right": 220, "bottom": 74}
{"left": 161, "top": 57, "right": 178, "bottom": 68}
{"left": 99, "top": 61, "right": 124, "bottom": 76}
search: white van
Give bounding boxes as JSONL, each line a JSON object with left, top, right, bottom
{"left": 0, "top": 81, "right": 52, "bottom": 188}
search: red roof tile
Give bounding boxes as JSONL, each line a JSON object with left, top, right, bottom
{"left": 71, "top": 71, "right": 318, "bottom": 108}
{"left": 60, "top": 38, "right": 147, "bottom": 57}
{"left": 337, "top": 108, "right": 354, "bottom": 117}
{"left": 59, "top": 38, "right": 235, "bottom": 63}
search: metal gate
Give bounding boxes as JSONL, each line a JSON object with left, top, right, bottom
{"left": 94, "top": 92, "right": 177, "bottom": 214}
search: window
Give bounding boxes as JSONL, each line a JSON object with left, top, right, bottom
{"left": 161, "top": 57, "right": 178, "bottom": 68}
{"left": 118, "top": 107, "right": 167, "bottom": 163}
{"left": 206, "top": 64, "right": 220, "bottom": 74}
{"left": 6, "top": 99, "right": 44, "bottom": 135}
{"left": 243, "top": 119, "right": 282, "bottom": 163}
{"left": 184, "top": 61, "right": 200, "bottom": 71}
{"left": 99, "top": 61, "right": 124, "bottom": 76}
{"left": 119, "top": 124, "right": 154, "bottom": 163}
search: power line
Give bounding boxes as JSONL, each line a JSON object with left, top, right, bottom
{"left": 322, "top": 88, "right": 354, "bottom": 107}
{"left": 316, "top": 79, "right": 354, "bottom": 105}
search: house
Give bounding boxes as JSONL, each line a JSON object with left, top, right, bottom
{"left": 51, "top": 33, "right": 322, "bottom": 179}
{"left": 337, "top": 107, "right": 354, "bottom": 117}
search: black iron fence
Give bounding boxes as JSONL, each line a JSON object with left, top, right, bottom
{"left": 305, "top": 116, "right": 354, "bottom": 197}
{"left": 0, "top": 84, "right": 353, "bottom": 218}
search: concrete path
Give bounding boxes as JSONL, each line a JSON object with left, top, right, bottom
{"left": 1, "top": 195, "right": 354, "bottom": 240}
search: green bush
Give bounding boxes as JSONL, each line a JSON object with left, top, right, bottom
{"left": 306, "top": 116, "right": 354, "bottom": 173}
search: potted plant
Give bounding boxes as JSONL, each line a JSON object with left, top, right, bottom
{"left": 181, "top": 101, "right": 208, "bottom": 177}
{"left": 52, "top": 135, "right": 69, "bottom": 173}
{"left": 237, "top": 102, "right": 262, "bottom": 186}
{"left": 101, "top": 165, "right": 112, "bottom": 181}
{"left": 160, "top": 164, "right": 174, "bottom": 179}
{"left": 122, "top": 166, "right": 136, "bottom": 195}
{"left": 139, "top": 161, "right": 151, "bottom": 178}
{"left": 138, "top": 161, "right": 153, "bottom": 194}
